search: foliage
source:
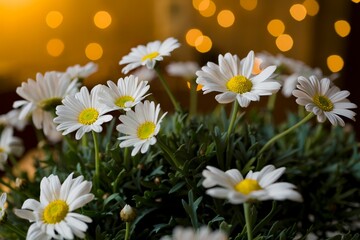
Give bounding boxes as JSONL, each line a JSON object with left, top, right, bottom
{"left": 1, "top": 102, "right": 359, "bottom": 239}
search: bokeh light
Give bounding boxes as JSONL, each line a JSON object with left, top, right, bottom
{"left": 85, "top": 43, "right": 103, "bottom": 60}
{"left": 186, "top": 29, "right": 203, "bottom": 47}
{"left": 276, "top": 34, "right": 293, "bottom": 52}
{"left": 252, "top": 57, "right": 263, "bottom": 75}
{"left": 46, "top": 11, "right": 63, "bottom": 29}
{"left": 199, "top": 0, "right": 216, "bottom": 17}
{"left": 186, "top": 82, "right": 202, "bottom": 91}
{"left": 192, "top": 0, "right": 202, "bottom": 10}
{"left": 267, "top": 19, "right": 285, "bottom": 37}
{"left": 217, "top": 10, "right": 235, "bottom": 28}
{"left": 195, "top": 35, "right": 212, "bottom": 53}
{"left": 351, "top": 0, "right": 360, "bottom": 3}
{"left": 47, "top": 38, "right": 64, "bottom": 57}
{"left": 94, "top": 11, "right": 112, "bottom": 29}
{"left": 327, "top": 55, "right": 344, "bottom": 72}
{"left": 303, "top": 0, "right": 320, "bottom": 16}
{"left": 334, "top": 20, "right": 351, "bottom": 37}
{"left": 239, "top": 0, "right": 258, "bottom": 11}
{"left": 290, "top": 4, "right": 307, "bottom": 21}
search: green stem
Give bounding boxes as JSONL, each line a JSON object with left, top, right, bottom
{"left": 189, "top": 78, "right": 197, "bottom": 117}
{"left": 243, "top": 203, "right": 253, "bottom": 240}
{"left": 265, "top": 94, "right": 277, "bottom": 124}
{"left": 124, "top": 222, "right": 131, "bottom": 240}
{"left": 155, "top": 66, "right": 181, "bottom": 112}
{"left": 82, "top": 133, "right": 88, "bottom": 148}
{"left": 124, "top": 147, "right": 130, "bottom": 170}
{"left": 258, "top": 112, "right": 314, "bottom": 157}
{"left": 157, "top": 138, "right": 182, "bottom": 170}
{"left": 92, "top": 131, "right": 100, "bottom": 190}
{"left": 226, "top": 102, "right": 239, "bottom": 143}
{"left": 3, "top": 222, "right": 27, "bottom": 238}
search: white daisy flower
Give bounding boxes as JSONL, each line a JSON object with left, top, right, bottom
{"left": 160, "top": 226, "right": 228, "bottom": 240}
{"left": 119, "top": 37, "right": 180, "bottom": 74}
{"left": 166, "top": 61, "right": 200, "bottom": 79}
{"left": 132, "top": 66, "right": 157, "bottom": 82}
{"left": 292, "top": 76, "right": 357, "bottom": 127}
{"left": 98, "top": 75, "right": 150, "bottom": 111}
{"left": 0, "top": 127, "right": 24, "bottom": 170}
{"left": 65, "top": 62, "right": 98, "bottom": 81}
{"left": 0, "top": 192, "right": 6, "bottom": 222}
{"left": 0, "top": 109, "right": 28, "bottom": 131}
{"left": 14, "top": 173, "right": 94, "bottom": 240}
{"left": 117, "top": 100, "right": 167, "bottom": 156}
{"left": 13, "top": 71, "right": 78, "bottom": 140}
{"left": 54, "top": 86, "right": 113, "bottom": 140}
{"left": 202, "top": 165, "right": 303, "bottom": 204}
{"left": 196, "top": 51, "right": 281, "bottom": 108}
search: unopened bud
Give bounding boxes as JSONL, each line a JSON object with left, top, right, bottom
{"left": 120, "top": 204, "right": 136, "bottom": 222}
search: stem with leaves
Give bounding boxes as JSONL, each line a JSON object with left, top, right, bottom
{"left": 155, "top": 66, "right": 182, "bottom": 112}
{"left": 92, "top": 131, "right": 100, "bottom": 190}
{"left": 258, "top": 112, "right": 314, "bottom": 157}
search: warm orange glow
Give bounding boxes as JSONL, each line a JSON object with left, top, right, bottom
{"left": 186, "top": 29, "right": 203, "bottom": 47}
{"left": 327, "top": 55, "right": 344, "bottom": 72}
{"left": 187, "top": 82, "right": 202, "bottom": 91}
{"left": 192, "top": 0, "right": 203, "bottom": 10}
{"left": 94, "top": 11, "right": 112, "bottom": 29}
{"left": 252, "top": 57, "right": 263, "bottom": 75}
{"left": 334, "top": 20, "right": 351, "bottom": 37}
{"left": 85, "top": 43, "right": 103, "bottom": 60}
{"left": 239, "top": 0, "right": 257, "bottom": 11}
{"left": 217, "top": 10, "right": 235, "bottom": 28}
{"left": 46, "top": 11, "right": 63, "bottom": 29}
{"left": 267, "top": 19, "right": 285, "bottom": 37}
{"left": 195, "top": 35, "right": 212, "bottom": 53}
{"left": 47, "top": 39, "right": 64, "bottom": 57}
{"left": 351, "top": 0, "right": 360, "bottom": 3}
{"left": 198, "top": 0, "right": 210, "bottom": 11}
{"left": 276, "top": 34, "right": 293, "bottom": 52}
{"left": 290, "top": 4, "right": 307, "bottom": 21}
{"left": 199, "top": 0, "right": 216, "bottom": 17}
{"left": 303, "top": 0, "right": 319, "bottom": 16}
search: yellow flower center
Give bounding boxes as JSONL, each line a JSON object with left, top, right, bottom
{"left": 313, "top": 94, "right": 334, "bottom": 112}
{"left": 141, "top": 51, "right": 159, "bottom": 62}
{"left": 43, "top": 200, "right": 69, "bottom": 224}
{"left": 0, "top": 147, "right": 4, "bottom": 153}
{"left": 115, "top": 96, "right": 135, "bottom": 108}
{"left": 39, "top": 97, "right": 63, "bottom": 111}
{"left": 137, "top": 122, "right": 156, "bottom": 140}
{"left": 226, "top": 75, "right": 253, "bottom": 94}
{"left": 78, "top": 108, "right": 99, "bottom": 125}
{"left": 234, "top": 179, "right": 262, "bottom": 195}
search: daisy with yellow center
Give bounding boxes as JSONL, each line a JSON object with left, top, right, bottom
{"left": 0, "top": 127, "right": 24, "bottom": 170}
{"left": 117, "top": 100, "right": 167, "bottom": 156}
{"left": 119, "top": 37, "right": 180, "bottom": 74}
{"left": 196, "top": 51, "right": 281, "bottom": 108}
{"left": 13, "top": 71, "right": 78, "bottom": 142}
{"left": 292, "top": 76, "right": 357, "bottom": 127}
{"left": 54, "top": 86, "right": 113, "bottom": 140}
{"left": 14, "top": 173, "right": 94, "bottom": 239}
{"left": 98, "top": 75, "right": 150, "bottom": 111}
{"left": 202, "top": 165, "right": 303, "bottom": 204}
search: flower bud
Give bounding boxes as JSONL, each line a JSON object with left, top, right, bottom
{"left": 120, "top": 204, "right": 136, "bottom": 222}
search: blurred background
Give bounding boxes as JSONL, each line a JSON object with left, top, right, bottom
{"left": 0, "top": 0, "right": 359, "bottom": 135}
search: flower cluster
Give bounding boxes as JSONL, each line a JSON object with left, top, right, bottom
{"left": 0, "top": 37, "right": 358, "bottom": 240}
